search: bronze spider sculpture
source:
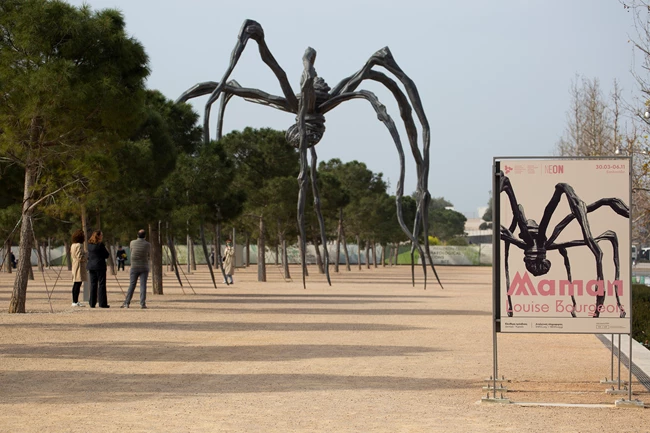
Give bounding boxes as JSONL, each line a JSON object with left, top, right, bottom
{"left": 176, "top": 19, "right": 441, "bottom": 288}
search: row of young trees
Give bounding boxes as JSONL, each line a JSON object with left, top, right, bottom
{"left": 553, "top": 2, "right": 650, "bottom": 246}
{"left": 0, "top": 1, "right": 467, "bottom": 313}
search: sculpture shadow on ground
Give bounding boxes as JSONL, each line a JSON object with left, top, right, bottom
{"left": 0, "top": 370, "right": 476, "bottom": 404}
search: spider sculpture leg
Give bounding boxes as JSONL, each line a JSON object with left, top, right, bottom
{"left": 505, "top": 242, "right": 513, "bottom": 317}
{"left": 550, "top": 230, "right": 625, "bottom": 318}
{"left": 499, "top": 172, "right": 534, "bottom": 244}
{"left": 296, "top": 48, "right": 318, "bottom": 289}
{"left": 539, "top": 189, "right": 629, "bottom": 318}
{"left": 538, "top": 184, "right": 603, "bottom": 274}
{"left": 544, "top": 198, "right": 629, "bottom": 245}
{"left": 320, "top": 89, "right": 431, "bottom": 286}
{"left": 500, "top": 226, "right": 526, "bottom": 317}
{"left": 199, "top": 20, "right": 298, "bottom": 141}
{"left": 534, "top": 183, "right": 605, "bottom": 307}
{"left": 327, "top": 48, "right": 440, "bottom": 289}
{"left": 309, "top": 145, "right": 331, "bottom": 285}
{"left": 557, "top": 247, "right": 577, "bottom": 318}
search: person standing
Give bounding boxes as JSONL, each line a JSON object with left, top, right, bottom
{"left": 70, "top": 229, "right": 87, "bottom": 307}
{"left": 87, "top": 230, "right": 110, "bottom": 308}
{"left": 116, "top": 245, "right": 126, "bottom": 271}
{"left": 122, "top": 229, "right": 151, "bottom": 309}
{"left": 223, "top": 239, "right": 235, "bottom": 284}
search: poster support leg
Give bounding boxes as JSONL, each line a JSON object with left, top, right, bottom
{"left": 601, "top": 334, "right": 618, "bottom": 384}
{"left": 615, "top": 334, "right": 644, "bottom": 407}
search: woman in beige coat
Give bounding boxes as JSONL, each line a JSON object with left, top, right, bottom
{"left": 223, "top": 239, "right": 235, "bottom": 284}
{"left": 70, "top": 229, "right": 87, "bottom": 307}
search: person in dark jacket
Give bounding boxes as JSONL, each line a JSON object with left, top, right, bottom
{"left": 116, "top": 245, "right": 126, "bottom": 271}
{"left": 87, "top": 230, "right": 110, "bottom": 308}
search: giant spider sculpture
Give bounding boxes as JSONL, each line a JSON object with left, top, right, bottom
{"left": 499, "top": 171, "right": 629, "bottom": 318}
{"left": 176, "top": 19, "right": 441, "bottom": 288}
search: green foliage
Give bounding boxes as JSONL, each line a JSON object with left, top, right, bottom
{"left": 428, "top": 235, "right": 440, "bottom": 246}
{"left": 0, "top": 0, "right": 150, "bottom": 232}
{"left": 632, "top": 284, "right": 650, "bottom": 342}
{"left": 0, "top": 0, "right": 149, "bottom": 163}
{"left": 219, "top": 127, "right": 298, "bottom": 239}
{"left": 445, "top": 236, "right": 469, "bottom": 246}
{"left": 430, "top": 207, "right": 467, "bottom": 241}
{"left": 429, "top": 197, "right": 453, "bottom": 211}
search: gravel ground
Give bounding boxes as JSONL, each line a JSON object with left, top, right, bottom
{"left": 0, "top": 264, "right": 648, "bottom": 432}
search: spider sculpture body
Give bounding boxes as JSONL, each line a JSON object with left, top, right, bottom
{"left": 499, "top": 171, "right": 629, "bottom": 318}
{"left": 176, "top": 19, "right": 441, "bottom": 288}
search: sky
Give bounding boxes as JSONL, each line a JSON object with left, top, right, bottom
{"left": 68, "top": 0, "right": 643, "bottom": 217}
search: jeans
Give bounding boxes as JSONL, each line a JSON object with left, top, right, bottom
{"left": 72, "top": 281, "right": 82, "bottom": 303}
{"left": 224, "top": 274, "right": 233, "bottom": 284}
{"left": 124, "top": 268, "right": 148, "bottom": 306}
{"left": 89, "top": 269, "right": 108, "bottom": 307}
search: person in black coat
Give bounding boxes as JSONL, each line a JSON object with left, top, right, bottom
{"left": 116, "top": 245, "right": 126, "bottom": 271}
{"left": 87, "top": 230, "right": 110, "bottom": 308}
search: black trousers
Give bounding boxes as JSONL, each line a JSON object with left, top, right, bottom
{"left": 117, "top": 260, "right": 125, "bottom": 271}
{"left": 88, "top": 269, "right": 108, "bottom": 307}
{"left": 72, "top": 281, "right": 82, "bottom": 303}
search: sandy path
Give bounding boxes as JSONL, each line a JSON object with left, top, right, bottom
{"left": 0, "top": 264, "right": 648, "bottom": 432}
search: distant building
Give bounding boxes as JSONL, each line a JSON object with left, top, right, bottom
{"left": 464, "top": 206, "right": 492, "bottom": 244}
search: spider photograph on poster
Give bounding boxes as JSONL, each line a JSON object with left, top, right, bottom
{"left": 498, "top": 160, "right": 630, "bottom": 328}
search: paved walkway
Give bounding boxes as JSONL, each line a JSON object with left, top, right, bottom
{"left": 600, "top": 334, "right": 650, "bottom": 393}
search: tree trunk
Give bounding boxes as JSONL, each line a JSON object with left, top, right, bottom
{"left": 34, "top": 237, "right": 43, "bottom": 273}
{"left": 186, "top": 232, "right": 191, "bottom": 273}
{"left": 275, "top": 243, "right": 279, "bottom": 266}
{"left": 335, "top": 209, "right": 343, "bottom": 273}
{"left": 81, "top": 204, "right": 90, "bottom": 302}
{"left": 245, "top": 234, "right": 250, "bottom": 267}
{"left": 356, "top": 235, "right": 362, "bottom": 271}
{"left": 216, "top": 223, "right": 222, "bottom": 266}
{"left": 282, "top": 237, "right": 290, "bottom": 279}
{"left": 313, "top": 234, "right": 324, "bottom": 274}
{"left": 341, "top": 224, "right": 351, "bottom": 271}
{"left": 190, "top": 236, "right": 196, "bottom": 270}
{"left": 4, "top": 238, "right": 11, "bottom": 273}
{"left": 46, "top": 239, "right": 51, "bottom": 267}
{"left": 381, "top": 243, "right": 386, "bottom": 267}
{"left": 150, "top": 222, "right": 163, "bottom": 295}
{"left": 258, "top": 217, "right": 266, "bottom": 282}
{"left": 65, "top": 239, "right": 72, "bottom": 270}
{"left": 9, "top": 163, "right": 36, "bottom": 313}
{"left": 365, "top": 240, "right": 371, "bottom": 270}
{"left": 107, "top": 244, "right": 116, "bottom": 276}
{"left": 297, "top": 234, "right": 309, "bottom": 276}
{"left": 372, "top": 240, "right": 377, "bottom": 268}
{"left": 166, "top": 222, "right": 171, "bottom": 272}
{"left": 394, "top": 242, "right": 400, "bottom": 265}
{"left": 232, "top": 227, "right": 237, "bottom": 268}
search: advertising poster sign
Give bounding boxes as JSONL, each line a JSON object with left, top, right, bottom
{"left": 495, "top": 158, "right": 631, "bottom": 334}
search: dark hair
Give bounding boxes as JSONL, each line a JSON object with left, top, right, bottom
{"left": 71, "top": 229, "right": 85, "bottom": 244}
{"left": 88, "top": 230, "right": 103, "bottom": 244}
{"left": 137, "top": 229, "right": 146, "bottom": 239}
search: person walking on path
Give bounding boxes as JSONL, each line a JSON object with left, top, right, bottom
{"left": 87, "top": 230, "right": 110, "bottom": 308}
{"left": 223, "top": 239, "right": 235, "bottom": 284}
{"left": 122, "top": 229, "right": 151, "bottom": 309}
{"left": 70, "top": 229, "right": 87, "bottom": 307}
{"left": 116, "top": 245, "right": 127, "bottom": 271}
